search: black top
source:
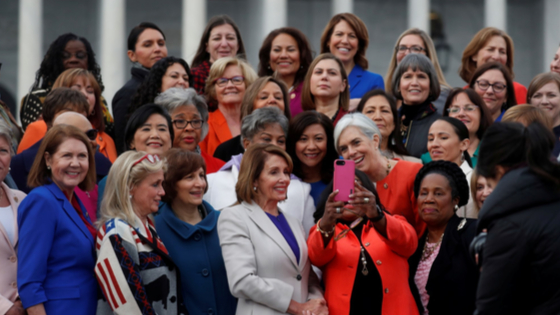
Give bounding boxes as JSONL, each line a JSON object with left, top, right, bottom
{"left": 553, "top": 125, "right": 560, "bottom": 157}
{"left": 213, "top": 135, "right": 244, "bottom": 162}
{"left": 408, "top": 215, "right": 478, "bottom": 315}
{"left": 398, "top": 100, "right": 440, "bottom": 158}
{"left": 112, "top": 67, "right": 149, "bottom": 154}
{"left": 347, "top": 219, "right": 382, "bottom": 315}
{"left": 476, "top": 167, "right": 560, "bottom": 315}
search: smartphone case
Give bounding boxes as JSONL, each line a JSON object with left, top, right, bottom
{"left": 333, "top": 159, "right": 355, "bottom": 202}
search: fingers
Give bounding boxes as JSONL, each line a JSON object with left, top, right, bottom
{"left": 327, "top": 189, "right": 339, "bottom": 202}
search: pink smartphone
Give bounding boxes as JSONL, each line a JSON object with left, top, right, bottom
{"left": 333, "top": 159, "right": 355, "bottom": 202}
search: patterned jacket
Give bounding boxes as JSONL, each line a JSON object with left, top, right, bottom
{"left": 95, "top": 214, "right": 188, "bottom": 315}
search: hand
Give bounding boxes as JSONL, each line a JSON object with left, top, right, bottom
{"left": 6, "top": 301, "right": 25, "bottom": 315}
{"left": 348, "top": 180, "right": 378, "bottom": 219}
{"left": 320, "top": 190, "right": 346, "bottom": 231}
{"left": 348, "top": 98, "right": 361, "bottom": 112}
{"left": 302, "top": 299, "right": 328, "bottom": 315}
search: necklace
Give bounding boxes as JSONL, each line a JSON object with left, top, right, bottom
{"left": 421, "top": 233, "right": 444, "bottom": 261}
{"left": 360, "top": 246, "right": 368, "bottom": 276}
{"left": 386, "top": 158, "right": 392, "bottom": 176}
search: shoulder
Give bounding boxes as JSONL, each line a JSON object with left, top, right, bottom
{"left": 395, "top": 160, "right": 423, "bottom": 173}
{"left": 363, "top": 70, "right": 383, "bottom": 81}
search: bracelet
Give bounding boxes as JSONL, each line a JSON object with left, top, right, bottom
{"left": 316, "top": 219, "right": 335, "bottom": 237}
{"left": 370, "top": 205, "right": 385, "bottom": 222}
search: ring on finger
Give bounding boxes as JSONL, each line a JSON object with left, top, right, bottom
{"left": 336, "top": 207, "right": 341, "bottom": 214}
{"left": 364, "top": 197, "right": 370, "bottom": 204}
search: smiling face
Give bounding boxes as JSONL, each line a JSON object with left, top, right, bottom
{"left": 550, "top": 46, "right": 560, "bottom": 74}
{"left": 161, "top": 63, "right": 189, "bottom": 92}
{"left": 361, "top": 95, "right": 395, "bottom": 140}
{"left": 428, "top": 120, "right": 469, "bottom": 166}
{"left": 254, "top": 154, "right": 291, "bottom": 203}
{"left": 447, "top": 92, "right": 481, "bottom": 137}
{"left": 295, "top": 124, "right": 327, "bottom": 170}
{"left": 399, "top": 67, "right": 431, "bottom": 105}
{"left": 310, "top": 59, "right": 346, "bottom": 100}
{"left": 70, "top": 76, "right": 96, "bottom": 115}
{"left": 473, "top": 69, "right": 507, "bottom": 117}
{"left": 45, "top": 138, "right": 89, "bottom": 196}
{"left": 475, "top": 175, "right": 494, "bottom": 210}
{"left": 396, "top": 34, "right": 427, "bottom": 63}
{"left": 130, "top": 169, "right": 165, "bottom": 218}
{"left": 530, "top": 81, "right": 560, "bottom": 127}
{"left": 472, "top": 35, "right": 507, "bottom": 68}
{"left": 337, "top": 126, "right": 378, "bottom": 176}
{"left": 128, "top": 29, "right": 168, "bottom": 69}
{"left": 253, "top": 82, "right": 285, "bottom": 112}
{"left": 270, "top": 33, "right": 301, "bottom": 77}
{"left": 215, "top": 65, "right": 246, "bottom": 106}
{"left": 244, "top": 123, "right": 286, "bottom": 150}
{"left": 327, "top": 20, "right": 358, "bottom": 65}
{"left": 417, "top": 173, "right": 458, "bottom": 228}
{"left": 207, "top": 24, "right": 239, "bottom": 63}
{"left": 174, "top": 167, "right": 206, "bottom": 207}
{"left": 130, "top": 114, "right": 172, "bottom": 155}
{"left": 62, "top": 40, "right": 89, "bottom": 70}
{"left": 171, "top": 105, "right": 202, "bottom": 152}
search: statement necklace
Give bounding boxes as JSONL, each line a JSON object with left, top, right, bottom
{"left": 386, "top": 158, "right": 393, "bottom": 176}
{"left": 421, "top": 233, "right": 444, "bottom": 261}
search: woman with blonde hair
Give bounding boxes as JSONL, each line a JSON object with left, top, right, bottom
{"left": 459, "top": 27, "right": 527, "bottom": 104}
{"left": 95, "top": 151, "right": 188, "bottom": 315}
{"left": 200, "top": 57, "right": 257, "bottom": 156}
{"left": 385, "top": 28, "right": 450, "bottom": 113}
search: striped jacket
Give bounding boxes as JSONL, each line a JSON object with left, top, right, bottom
{"left": 95, "top": 214, "right": 188, "bottom": 315}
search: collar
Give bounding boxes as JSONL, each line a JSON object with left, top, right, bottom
{"left": 160, "top": 201, "right": 217, "bottom": 240}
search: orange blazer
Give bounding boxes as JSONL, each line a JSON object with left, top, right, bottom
{"left": 199, "top": 109, "right": 233, "bottom": 157}
{"left": 96, "top": 132, "right": 117, "bottom": 163}
{"left": 377, "top": 159, "right": 426, "bottom": 237}
{"left": 308, "top": 214, "right": 419, "bottom": 315}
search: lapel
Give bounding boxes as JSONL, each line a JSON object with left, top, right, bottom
{"left": 161, "top": 202, "right": 217, "bottom": 240}
{"left": 0, "top": 183, "right": 21, "bottom": 250}
{"left": 45, "top": 182, "right": 94, "bottom": 246}
{"left": 427, "top": 215, "right": 461, "bottom": 288}
{"left": 244, "top": 201, "right": 300, "bottom": 271}
{"left": 284, "top": 210, "right": 306, "bottom": 270}
{"left": 348, "top": 65, "right": 364, "bottom": 94}
{"left": 212, "top": 110, "right": 233, "bottom": 144}
{"left": 132, "top": 214, "right": 175, "bottom": 263}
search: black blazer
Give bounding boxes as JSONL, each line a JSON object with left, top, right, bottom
{"left": 10, "top": 139, "right": 112, "bottom": 193}
{"left": 112, "top": 67, "right": 149, "bottom": 154}
{"left": 213, "top": 135, "right": 244, "bottom": 162}
{"left": 408, "top": 215, "right": 479, "bottom": 315}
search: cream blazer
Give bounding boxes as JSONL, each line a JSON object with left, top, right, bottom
{"left": 217, "top": 201, "right": 323, "bottom": 315}
{"left": 0, "top": 183, "right": 26, "bottom": 314}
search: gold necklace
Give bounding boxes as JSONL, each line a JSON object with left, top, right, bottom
{"left": 421, "top": 233, "right": 444, "bottom": 261}
{"left": 386, "top": 158, "right": 392, "bottom": 176}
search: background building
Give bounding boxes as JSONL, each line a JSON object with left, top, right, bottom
{"left": 0, "top": 0, "right": 558, "bottom": 118}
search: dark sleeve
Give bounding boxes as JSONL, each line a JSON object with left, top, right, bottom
{"left": 475, "top": 220, "right": 529, "bottom": 315}
{"left": 9, "top": 155, "right": 31, "bottom": 194}
{"left": 213, "top": 141, "right": 231, "bottom": 162}
{"left": 112, "top": 89, "right": 131, "bottom": 155}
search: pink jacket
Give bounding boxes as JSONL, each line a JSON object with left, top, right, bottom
{"left": 0, "top": 183, "right": 27, "bottom": 314}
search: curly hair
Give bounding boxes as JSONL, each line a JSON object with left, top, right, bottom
{"left": 33, "top": 33, "right": 103, "bottom": 91}
{"left": 413, "top": 160, "right": 470, "bottom": 208}
{"left": 130, "top": 56, "right": 192, "bottom": 114}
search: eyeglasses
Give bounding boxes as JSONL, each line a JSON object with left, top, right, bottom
{"left": 447, "top": 105, "right": 479, "bottom": 114}
{"left": 476, "top": 80, "right": 506, "bottom": 93}
{"left": 132, "top": 154, "right": 161, "bottom": 167}
{"left": 85, "top": 129, "right": 98, "bottom": 141}
{"left": 214, "top": 76, "right": 244, "bottom": 87}
{"left": 172, "top": 119, "right": 203, "bottom": 129}
{"left": 396, "top": 45, "right": 426, "bottom": 54}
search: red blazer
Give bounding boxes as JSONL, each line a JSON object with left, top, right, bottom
{"left": 201, "top": 150, "right": 225, "bottom": 174}
{"left": 513, "top": 81, "right": 527, "bottom": 104}
{"left": 199, "top": 109, "right": 233, "bottom": 157}
{"left": 308, "top": 214, "right": 419, "bottom": 315}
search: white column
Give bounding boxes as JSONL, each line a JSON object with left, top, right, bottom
{"left": 262, "top": 0, "right": 287, "bottom": 36}
{"left": 182, "top": 0, "right": 207, "bottom": 65}
{"left": 543, "top": 0, "right": 560, "bottom": 72}
{"left": 99, "top": 0, "right": 126, "bottom": 113}
{"left": 332, "top": 0, "right": 353, "bottom": 15}
{"left": 484, "top": 0, "right": 506, "bottom": 31}
{"left": 408, "top": 0, "right": 430, "bottom": 33}
{"left": 17, "top": 0, "right": 43, "bottom": 117}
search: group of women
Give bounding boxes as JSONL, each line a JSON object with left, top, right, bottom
{"left": 1, "top": 10, "right": 560, "bottom": 315}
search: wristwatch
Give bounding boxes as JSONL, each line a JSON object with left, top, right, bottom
{"left": 370, "top": 205, "right": 385, "bottom": 222}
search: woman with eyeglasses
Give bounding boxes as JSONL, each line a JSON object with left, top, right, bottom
{"left": 155, "top": 87, "right": 225, "bottom": 173}
{"left": 308, "top": 168, "right": 418, "bottom": 315}
{"left": 421, "top": 88, "right": 493, "bottom": 167}
{"left": 96, "top": 151, "right": 188, "bottom": 315}
{"left": 459, "top": 27, "right": 527, "bottom": 104}
{"left": 200, "top": 57, "right": 257, "bottom": 156}
{"left": 385, "top": 28, "right": 451, "bottom": 113}
{"left": 468, "top": 62, "right": 517, "bottom": 122}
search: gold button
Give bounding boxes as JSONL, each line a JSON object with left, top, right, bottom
{"left": 383, "top": 183, "right": 388, "bottom": 189}
{"left": 10, "top": 256, "right": 16, "bottom": 263}
{"left": 376, "top": 260, "right": 382, "bottom": 265}
{"left": 291, "top": 93, "right": 296, "bottom": 99}
{"left": 385, "top": 288, "right": 389, "bottom": 294}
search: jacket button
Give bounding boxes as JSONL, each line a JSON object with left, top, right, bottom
{"left": 9, "top": 256, "right": 16, "bottom": 263}
{"left": 208, "top": 308, "right": 214, "bottom": 315}
{"left": 376, "top": 260, "right": 382, "bottom": 265}
{"left": 383, "top": 183, "right": 388, "bottom": 189}
{"left": 384, "top": 288, "right": 389, "bottom": 294}
{"left": 202, "top": 269, "right": 209, "bottom": 277}
{"left": 296, "top": 274, "right": 302, "bottom": 281}
{"left": 194, "top": 233, "right": 201, "bottom": 241}
{"left": 365, "top": 242, "right": 370, "bottom": 247}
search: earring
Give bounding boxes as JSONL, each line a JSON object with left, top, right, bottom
{"left": 46, "top": 165, "right": 51, "bottom": 170}
{"left": 267, "top": 65, "right": 271, "bottom": 70}
{"left": 8, "top": 167, "right": 10, "bottom": 172}
{"left": 253, "top": 186, "right": 257, "bottom": 191}
{"left": 454, "top": 204, "right": 459, "bottom": 211}
{"left": 129, "top": 194, "right": 133, "bottom": 199}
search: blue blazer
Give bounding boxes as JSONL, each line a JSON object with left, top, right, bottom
{"left": 155, "top": 201, "right": 237, "bottom": 315}
{"left": 348, "top": 65, "right": 385, "bottom": 99}
{"left": 17, "top": 182, "right": 97, "bottom": 315}
{"left": 10, "top": 139, "right": 112, "bottom": 194}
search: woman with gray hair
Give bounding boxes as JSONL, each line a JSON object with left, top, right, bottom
{"left": 155, "top": 87, "right": 225, "bottom": 173}
{"left": 334, "top": 112, "right": 425, "bottom": 237}
{"left": 392, "top": 53, "right": 441, "bottom": 158}
{"left": 204, "top": 107, "right": 316, "bottom": 235}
